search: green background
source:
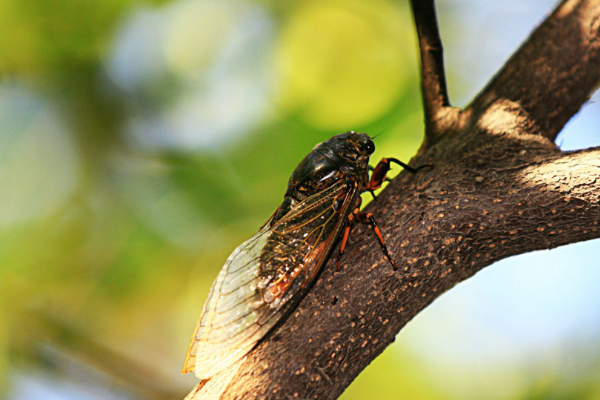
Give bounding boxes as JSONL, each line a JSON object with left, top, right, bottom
{"left": 1, "top": 1, "right": 600, "bottom": 399}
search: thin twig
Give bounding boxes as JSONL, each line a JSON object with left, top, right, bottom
{"left": 17, "top": 311, "right": 185, "bottom": 400}
{"left": 409, "top": 0, "right": 458, "bottom": 142}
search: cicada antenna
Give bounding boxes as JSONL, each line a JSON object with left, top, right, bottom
{"left": 370, "top": 131, "right": 386, "bottom": 141}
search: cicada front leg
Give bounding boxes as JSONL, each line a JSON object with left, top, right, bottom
{"left": 366, "top": 157, "right": 431, "bottom": 199}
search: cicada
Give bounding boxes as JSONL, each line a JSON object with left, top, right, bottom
{"left": 183, "top": 131, "right": 421, "bottom": 380}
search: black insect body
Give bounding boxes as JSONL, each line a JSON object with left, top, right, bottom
{"left": 183, "top": 132, "right": 420, "bottom": 380}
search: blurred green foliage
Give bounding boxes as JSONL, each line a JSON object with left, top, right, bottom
{"left": 2, "top": 0, "right": 600, "bottom": 399}
{"left": 0, "top": 0, "right": 426, "bottom": 397}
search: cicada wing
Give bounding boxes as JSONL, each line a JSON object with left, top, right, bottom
{"left": 183, "top": 227, "right": 274, "bottom": 379}
{"left": 184, "top": 180, "right": 355, "bottom": 380}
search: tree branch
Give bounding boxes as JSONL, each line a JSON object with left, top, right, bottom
{"left": 409, "top": 0, "right": 462, "bottom": 142}
{"left": 185, "top": 0, "right": 600, "bottom": 398}
{"left": 190, "top": 143, "right": 600, "bottom": 399}
{"left": 469, "top": 0, "right": 600, "bottom": 140}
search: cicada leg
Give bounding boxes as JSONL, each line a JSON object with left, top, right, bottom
{"left": 337, "top": 215, "right": 354, "bottom": 271}
{"left": 337, "top": 198, "right": 398, "bottom": 271}
{"left": 353, "top": 209, "right": 398, "bottom": 270}
{"left": 366, "top": 157, "right": 432, "bottom": 196}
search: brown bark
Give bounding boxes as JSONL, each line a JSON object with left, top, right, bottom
{"left": 469, "top": 0, "right": 600, "bottom": 141}
{"left": 186, "top": 0, "right": 600, "bottom": 398}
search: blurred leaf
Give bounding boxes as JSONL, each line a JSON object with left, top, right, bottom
{"left": 274, "top": 0, "right": 415, "bottom": 129}
{"left": 1, "top": 0, "right": 599, "bottom": 399}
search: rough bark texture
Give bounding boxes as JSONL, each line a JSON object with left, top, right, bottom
{"left": 470, "top": 0, "right": 600, "bottom": 140}
{"left": 186, "top": 0, "right": 600, "bottom": 398}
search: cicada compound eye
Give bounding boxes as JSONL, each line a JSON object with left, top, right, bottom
{"left": 359, "top": 135, "right": 375, "bottom": 155}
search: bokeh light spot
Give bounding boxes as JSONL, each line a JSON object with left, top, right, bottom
{"left": 0, "top": 84, "right": 79, "bottom": 228}
{"left": 274, "top": 0, "right": 413, "bottom": 129}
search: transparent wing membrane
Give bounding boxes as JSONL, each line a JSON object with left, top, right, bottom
{"left": 183, "top": 230, "right": 269, "bottom": 378}
{"left": 183, "top": 180, "right": 356, "bottom": 379}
